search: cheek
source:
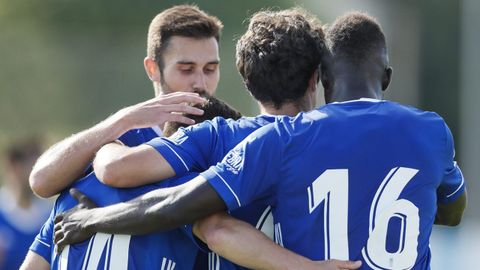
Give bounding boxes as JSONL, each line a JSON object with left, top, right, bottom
{"left": 163, "top": 70, "right": 191, "bottom": 90}
{"left": 206, "top": 72, "right": 220, "bottom": 93}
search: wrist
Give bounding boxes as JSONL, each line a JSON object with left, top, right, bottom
{"left": 84, "top": 209, "right": 99, "bottom": 234}
{"left": 98, "top": 111, "right": 132, "bottom": 140}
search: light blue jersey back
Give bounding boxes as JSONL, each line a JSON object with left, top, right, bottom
{"left": 203, "top": 99, "right": 465, "bottom": 270}
{"left": 31, "top": 172, "right": 199, "bottom": 270}
{"left": 147, "top": 115, "right": 277, "bottom": 270}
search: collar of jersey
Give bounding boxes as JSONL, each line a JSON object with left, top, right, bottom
{"left": 331, "top": 98, "right": 384, "bottom": 104}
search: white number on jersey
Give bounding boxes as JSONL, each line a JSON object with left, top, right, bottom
{"left": 58, "top": 233, "right": 131, "bottom": 270}
{"left": 308, "top": 167, "right": 420, "bottom": 270}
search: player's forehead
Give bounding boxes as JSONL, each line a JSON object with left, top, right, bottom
{"left": 163, "top": 36, "right": 220, "bottom": 66}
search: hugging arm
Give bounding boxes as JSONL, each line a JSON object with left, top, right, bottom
{"left": 93, "top": 143, "right": 175, "bottom": 187}
{"left": 54, "top": 176, "right": 225, "bottom": 247}
{"left": 29, "top": 92, "right": 205, "bottom": 198}
{"left": 193, "top": 213, "right": 362, "bottom": 270}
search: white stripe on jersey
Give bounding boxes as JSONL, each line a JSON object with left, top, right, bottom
{"left": 35, "top": 237, "right": 51, "bottom": 248}
{"left": 208, "top": 252, "right": 220, "bottom": 270}
{"left": 274, "top": 223, "right": 284, "bottom": 247}
{"left": 109, "top": 235, "right": 131, "bottom": 270}
{"left": 59, "top": 245, "right": 70, "bottom": 270}
{"left": 161, "top": 142, "right": 189, "bottom": 171}
{"left": 446, "top": 162, "right": 465, "bottom": 198}
{"left": 212, "top": 171, "right": 242, "bottom": 207}
{"left": 161, "top": 257, "right": 176, "bottom": 270}
{"left": 256, "top": 206, "right": 274, "bottom": 240}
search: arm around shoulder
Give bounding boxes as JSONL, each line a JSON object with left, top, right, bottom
{"left": 93, "top": 143, "right": 175, "bottom": 187}
{"left": 29, "top": 114, "right": 128, "bottom": 198}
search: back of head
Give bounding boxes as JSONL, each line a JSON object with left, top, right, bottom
{"left": 5, "top": 138, "right": 42, "bottom": 166}
{"left": 236, "top": 8, "right": 326, "bottom": 109}
{"left": 3, "top": 137, "right": 42, "bottom": 188}
{"left": 147, "top": 5, "right": 223, "bottom": 69}
{"left": 326, "top": 12, "right": 387, "bottom": 66}
{"left": 163, "top": 94, "right": 242, "bottom": 137}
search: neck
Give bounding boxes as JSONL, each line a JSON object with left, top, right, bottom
{"left": 329, "top": 73, "right": 382, "bottom": 103}
{"left": 259, "top": 101, "right": 305, "bottom": 117}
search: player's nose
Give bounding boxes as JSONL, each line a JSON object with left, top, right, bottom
{"left": 192, "top": 73, "right": 207, "bottom": 93}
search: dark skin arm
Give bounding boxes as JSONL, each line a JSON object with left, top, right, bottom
{"left": 54, "top": 175, "right": 225, "bottom": 249}
{"left": 434, "top": 192, "right": 467, "bottom": 226}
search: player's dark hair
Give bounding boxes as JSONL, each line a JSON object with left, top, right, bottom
{"left": 147, "top": 5, "right": 223, "bottom": 70}
{"left": 163, "top": 94, "right": 242, "bottom": 137}
{"left": 5, "top": 137, "right": 42, "bottom": 163}
{"left": 235, "top": 8, "right": 325, "bottom": 109}
{"left": 326, "top": 12, "right": 386, "bottom": 65}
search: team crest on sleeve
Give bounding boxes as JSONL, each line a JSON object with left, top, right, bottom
{"left": 224, "top": 148, "right": 244, "bottom": 174}
{"left": 167, "top": 130, "right": 188, "bottom": 145}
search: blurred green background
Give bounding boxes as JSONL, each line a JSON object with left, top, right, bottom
{"left": 0, "top": 0, "right": 478, "bottom": 268}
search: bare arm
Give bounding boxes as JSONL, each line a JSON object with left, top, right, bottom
{"left": 193, "top": 213, "right": 362, "bottom": 270}
{"left": 19, "top": 251, "right": 50, "bottom": 270}
{"left": 435, "top": 192, "right": 467, "bottom": 226}
{"left": 93, "top": 142, "right": 175, "bottom": 187}
{"left": 30, "top": 92, "right": 205, "bottom": 198}
{"left": 54, "top": 175, "right": 225, "bottom": 247}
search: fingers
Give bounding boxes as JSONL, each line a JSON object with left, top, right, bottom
{"left": 56, "top": 237, "right": 68, "bottom": 254}
{"left": 54, "top": 229, "right": 64, "bottom": 245}
{"left": 157, "top": 104, "right": 205, "bottom": 116}
{"left": 70, "top": 188, "right": 97, "bottom": 209}
{"left": 54, "top": 214, "right": 63, "bottom": 223}
{"left": 335, "top": 260, "right": 362, "bottom": 269}
{"left": 156, "top": 92, "right": 207, "bottom": 105}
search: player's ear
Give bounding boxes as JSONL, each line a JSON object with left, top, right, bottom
{"left": 144, "top": 57, "right": 161, "bottom": 82}
{"left": 382, "top": 66, "right": 393, "bottom": 91}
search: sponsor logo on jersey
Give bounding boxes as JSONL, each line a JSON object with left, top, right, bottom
{"left": 224, "top": 148, "right": 244, "bottom": 174}
{"left": 168, "top": 130, "right": 188, "bottom": 145}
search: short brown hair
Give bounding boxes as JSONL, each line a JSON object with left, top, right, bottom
{"left": 236, "top": 8, "right": 325, "bottom": 109}
{"left": 147, "top": 5, "right": 223, "bottom": 70}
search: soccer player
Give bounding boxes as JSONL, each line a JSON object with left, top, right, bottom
{"left": 50, "top": 8, "right": 361, "bottom": 270}
{"left": 29, "top": 4, "right": 221, "bottom": 199}
{"left": 22, "top": 96, "right": 243, "bottom": 270}
{"left": 0, "top": 138, "right": 51, "bottom": 270}
{"left": 54, "top": 11, "right": 467, "bottom": 269}
{"left": 28, "top": 6, "right": 360, "bottom": 267}
{"left": 90, "top": 8, "right": 329, "bottom": 270}
{"left": 24, "top": 96, "right": 357, "bottom": 270}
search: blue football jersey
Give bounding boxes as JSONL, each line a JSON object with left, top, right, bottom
{"left": 202, "top": 99, "right": 465, "bottom": 270}
{"left": 146, "top": 115, "right": 277, "bottom": 270}
{"left": 81, "top": 127, "right": 161, "bottom": 176}
{"left": 30, "top": 172, "right": 199, "bottom": 270}
{"left": 118, "top": 127, "right": 162, "bottom": 147}
{"left": 0, "top": 189, "right": 51, "bottom": 270}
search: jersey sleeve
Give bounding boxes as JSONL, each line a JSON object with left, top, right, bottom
{"left": 146, "top": 122, "right": 217, "bottom": 176}
{"left": 437, "top": 123, "right": 466, "bottom": 204}
{"left": 29, "top": 205, "right": 56, "bottom": 262}
{"left": 201, "top": 124, "right": 283, "bottom": 211}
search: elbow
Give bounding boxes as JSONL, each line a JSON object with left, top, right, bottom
{"left": 195, "top": 213, "right": 234, "bottom": 253}
{"left": 29, "top": 168, "right": 55, "bottom": 198}
{"left": 93, "top": 158, "right": 125, "bottom": 187}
